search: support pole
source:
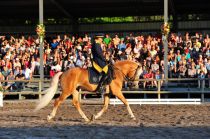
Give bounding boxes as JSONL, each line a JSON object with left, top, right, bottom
{"left": 164, "top": 0, "right": 168, "bottom": 88}
{"left": 39, "top": 0, "right": 44, "bottom": 90}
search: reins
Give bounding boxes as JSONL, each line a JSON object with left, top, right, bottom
{"left": 112, "top": 63, "right": 141, "bottom": 82}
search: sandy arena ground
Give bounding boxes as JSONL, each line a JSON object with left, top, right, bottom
{"left": 0, "top": 99, "right": 210, "bottom": 139}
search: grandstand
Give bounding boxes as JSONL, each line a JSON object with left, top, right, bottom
{"left": 0, "top": 0, "right": 209, "bottom": 101}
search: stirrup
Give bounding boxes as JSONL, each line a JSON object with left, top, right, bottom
{"left": 97, "top": 86, "right": 105, "bottom": 94}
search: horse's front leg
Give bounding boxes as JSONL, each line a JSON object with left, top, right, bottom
{"left": 110, "top": 82, "right": 136, "bottom": 120}
{"left": 115, "top": 92, "right": 136, "bottom": 120}
{"left": 93, "top": 85, "right": 110, "bottom": 120}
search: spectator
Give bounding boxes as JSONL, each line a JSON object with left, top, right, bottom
{"left": 151, "top": 60, "right": 159, "bottom": 73}
{"left": 154, "top": 69, "right": 164, "bottom": 88}
{"left": 4, "top": 71, "right": 16, "bottom": 91}
{"left": 198, "top": 70, "right": 206, "bottom": 88}
{"left": 178, "top": 61, "right": 187, "bottom": 78}
{"left": 0, "top": 72, "right": 5, "bottom": 87}
{"left": 143, "top": 68, "right": 154, "bottom": 88}
{"left": 1, "top": 66, "right": 10, "bottom": 79}
{"left": 15, "top": 69, "right": 25, "bottom": 91}
{"left": 23, "top": 66, "right": 32, "bottom": 80}
{"left": 188, "top": 64, "right": 197, "bottom": 78}
{"left": 0, "top": 32, "right": 209, "bottom": 91}
{"left": 103, "top": 34, "right": 111, "bottom": 46}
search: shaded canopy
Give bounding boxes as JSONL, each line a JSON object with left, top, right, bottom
{"left": 1, "top": 0, "right": 209, "bottom": 20}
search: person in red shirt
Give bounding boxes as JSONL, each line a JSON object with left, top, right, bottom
{"left": 143, "top": 68, "right": 154, "bottom": 88}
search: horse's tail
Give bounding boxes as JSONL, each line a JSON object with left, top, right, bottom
{"left": 34, "top": 72, "right": 63, "bottom": 111}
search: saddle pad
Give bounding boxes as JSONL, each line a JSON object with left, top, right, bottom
{"left": 88, "top": 67, "right": 102, "bottom": 84}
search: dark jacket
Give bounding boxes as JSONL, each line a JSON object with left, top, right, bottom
{"left": 91, "top": 42, "right": 106, "bottom": 68}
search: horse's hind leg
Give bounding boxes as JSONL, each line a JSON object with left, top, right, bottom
{"left": 72, "top": 90, "right": 90, "bottom": 122}
{"left": 47, "top": 91, "right": 69, "bottom": 121}
{"left": 93, "top": 86, "right": 110, "bottom": 120}
{"left": 111, "top": 86, "right": 136, "bottom": 120}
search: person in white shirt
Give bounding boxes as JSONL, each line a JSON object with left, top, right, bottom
{"left": 23, "top": 66, "right": 32, "bottom": 80}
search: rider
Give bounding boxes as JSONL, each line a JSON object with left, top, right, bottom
{"left": 91, "top": 33, "right": 109, "bottom": 93}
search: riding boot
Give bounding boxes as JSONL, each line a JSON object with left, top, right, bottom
{"left": 96, "top": 73, "right": 107, "bottom": 94}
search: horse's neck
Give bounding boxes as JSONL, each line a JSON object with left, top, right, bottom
{"left": 115, "top": 60, "right": 137, "bottom": 74}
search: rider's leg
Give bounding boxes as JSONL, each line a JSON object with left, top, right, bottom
{"left": 96, "top": 72, "right": 108, "bottom": 93}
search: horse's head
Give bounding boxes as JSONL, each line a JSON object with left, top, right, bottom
{"left": 115, "top": 60, "right": 142, "bottom": 81}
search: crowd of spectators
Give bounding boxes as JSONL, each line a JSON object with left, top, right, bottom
{"left": 0, "top": 32, "right": 209, "bottom": 91}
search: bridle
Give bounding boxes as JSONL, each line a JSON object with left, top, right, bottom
{"left": 112, "top": 63, "right": 141, "bottom": 82}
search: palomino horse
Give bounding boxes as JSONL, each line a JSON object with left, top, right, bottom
{"left": 35, "top": 60, "right": 142, "bottom": 122}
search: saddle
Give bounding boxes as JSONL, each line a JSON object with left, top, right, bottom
{"left": 88, "top": 65, "right": 115, "bottom": 85}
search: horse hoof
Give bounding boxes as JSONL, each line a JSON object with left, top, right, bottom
{"left": 131, "top": 117, "right": 136, "bottom": 121}
{"left": 85, "top": 119, "right": 91, "bottom": 123}
{"left": 91, "top": 115, "right": 96, "bottom": 121}
{"left": 47, "top": 115, "right": 53, "bottom": 122}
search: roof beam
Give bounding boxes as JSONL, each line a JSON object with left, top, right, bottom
{"left": 50, "top": 0, "right": 75, "bottom": 21}
{"left": 169, "top": 0, "right": 176, "bottom": 15}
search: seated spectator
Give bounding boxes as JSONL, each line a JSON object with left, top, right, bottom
{"left": 1, "top": 65, "right": 10, "bottom": 79}
{"left": 154, "top": 69, "right": 164, "bottom": 88}
{"left": 169, "top": 57, "right": 177, "bottom": 78}
{"left": 15, "top": 69, "right": 25, "bottom": 91}
{"left": 13, "top": 58, "right": 21, "bottom": 69}
{"left": 75, "top": 56, "right": 85, "bottom": 68}
{"left": 23, "top": 66, "right": 32, "bottom": 80}
{"left": 50, "top": 61, "right": 62, "bottom": 77}
{"left": 143, "top": 68, "right": 154, "bottom": 88}
{"left": 0, "top": 72, "right": 5, "bottom": 87}
{"left": 14, "top": 66, "right": 21, "bottom": 76}
{"left": 151, "top": 59, "right": 159, "bottom": 73}
{"left": 82, "top": 57, "right": 92, "bottom": 69}
{"left": 198, "top": 70, "right": 206, "bottom": 88}
{"left": 4, "top": 71, "right": 16, "bottom": 91}
{"left": 188, "top": 65, "right": 197, "bottom": 78}
{"left": 178, "top": 61, "right": 187, "bottom": 78}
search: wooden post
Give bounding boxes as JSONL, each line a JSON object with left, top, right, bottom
{"left": 39, "top": 80, "right": 42, "bottom": 99}
{"left": 18, "top": 93, "right": 22, "bottom": 100}
{"left": 201, "top": 79, "right": 205, "bottom": 102}
{"left": 158, "top": 80, "right": 161, "bottom": 100}
{"left": 188, "top": 93, "right": 190, "bottom": 99}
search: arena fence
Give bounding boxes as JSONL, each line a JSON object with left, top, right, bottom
{"left": 109, "top": 98, "right": 201, "bottom": 105}
{"left": 0, "top": 78, "right": 209, "bottom": 103}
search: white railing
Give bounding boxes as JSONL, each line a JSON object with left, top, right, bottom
{"left": 109, "top": 98, "right": 201, "bottom": 105}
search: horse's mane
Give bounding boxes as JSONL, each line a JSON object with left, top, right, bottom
{"left": 114, "top": 60, "right": 138, "bottom": 67}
